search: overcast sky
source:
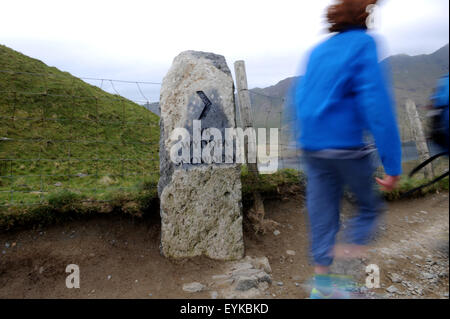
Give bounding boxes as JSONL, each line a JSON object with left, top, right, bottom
{"left": 1, "top": 0, "right": 449, "bottom": 102}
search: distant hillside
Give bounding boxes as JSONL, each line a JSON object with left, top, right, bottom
{"left": 387, "top": 43, "right": 449, "bottom": 108}
{"left": 386, "top": 44, "right": 449, "bottom": 139}
{"left": 250, "top": 43, "right": 449, "bottom": 144}
{"left": 252, "top": 76, "right": 298, "bottom": 99}
{"left": 143, "top": 101, "right": 161, "bottom": 116}
{"left": 0, "top": 44, "right": 160, "bottom": 206}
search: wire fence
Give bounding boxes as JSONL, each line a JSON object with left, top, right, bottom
{"left": 246, "top": 90, "right": 293, "bottom": 172}
{"left": 245, "top": 84, "right": 445, "bottom": 174}
{"left": 1, "top": 66, "right": 444, "bottom": 207}
{"left": 0, "top": 70, "right": 161, "bottom": 207}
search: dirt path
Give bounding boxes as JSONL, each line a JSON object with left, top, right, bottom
{"left": 0, "top": 192, "right": 448, "bottom": 299}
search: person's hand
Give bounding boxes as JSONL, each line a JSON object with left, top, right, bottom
{"left": 375, "top": 175, "right": 400, "bottom": 192}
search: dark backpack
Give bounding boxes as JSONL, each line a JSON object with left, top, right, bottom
{"left": 428, "top": 106, "right": 449, "bottom": 151}
{"left": 404, "top": 75, "right": 449, "bottom": 197}
{"left": 428, "top": 74, "right": 449, "bottom": 153}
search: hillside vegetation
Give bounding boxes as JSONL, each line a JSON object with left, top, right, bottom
{"left": 0, "top": 44, "right": 160, "bottom": 207}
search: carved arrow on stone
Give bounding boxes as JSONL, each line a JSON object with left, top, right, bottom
{"left": 196, "top": 91, "right": 212, "bottom": 120}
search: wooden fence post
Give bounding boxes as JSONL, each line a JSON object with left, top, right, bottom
{"left": 405, "top": 99, "right": 433, "bottom": 179}
{"left": 234, "top": 60, "right": 279, "bottom": 233}
{"left": 234, "top": 60, "right": 258, "bottom": 174}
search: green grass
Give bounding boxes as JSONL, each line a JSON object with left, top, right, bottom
{"left": 380, "top": 157, "right": 449, "bottom": 201}
{"left": 382, "top": 175, "right": 448, "bottom": 201}
{"left": 0, "top": 182, "right": 159, "bottom": 231}
{"left": 241, "top": 166, "right": 304, "bottom": 196}
{"left": 0, "top": 163, "right": 448, "bottom": 231}
{"left": 0, "top": 44, "right": 160, "bottom": 207}
{"left": 0, "top": 168, "right": 304, "bottom": 231}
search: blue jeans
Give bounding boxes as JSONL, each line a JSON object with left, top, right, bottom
{"left": 303, "top": 152, "right": 384, "bottom": 266}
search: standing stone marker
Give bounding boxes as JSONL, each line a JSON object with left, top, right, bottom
{"left": 158, "top": 51, "right": 244, "bottom": 260}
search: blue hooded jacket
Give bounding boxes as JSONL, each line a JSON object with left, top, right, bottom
{"left": 431, "top": 74, "right": 449, "bottom": 151}
{"left": 294, "top": 28, "right": 402, "bottom": 176}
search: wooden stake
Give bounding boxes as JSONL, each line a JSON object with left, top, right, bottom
{"left": 405, "top": 99, "right": 433, "bottom": 179}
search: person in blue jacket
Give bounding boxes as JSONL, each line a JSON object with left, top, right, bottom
{"left": 430, "top": 74, "right": 449, "bottom": 153}
{"left": 293, "top": 0, "right": 402, "bottom": 298}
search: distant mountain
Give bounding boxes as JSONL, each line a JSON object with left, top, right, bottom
{"left": 143, "top": 101, "right": 160, "bottom": 116}
{"left": 249, "top": 43, "right": 449, "bottom": 144}
{"left": 251, "top": 76, "right": 298, "bottom": 99}
{"left": 387, "top": 43, "right": 449, "bottom": 108}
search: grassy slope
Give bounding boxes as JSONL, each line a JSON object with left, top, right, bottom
{"left": 0, "top": 44, "right": 160, "bottom": 206}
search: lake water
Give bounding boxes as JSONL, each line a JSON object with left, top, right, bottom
{"left": 276, "top": 141, "right": 446, "bottom": 172}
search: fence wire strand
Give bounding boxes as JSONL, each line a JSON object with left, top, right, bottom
{"left": 0, "top": 70, "right": 161, "bottom": 207}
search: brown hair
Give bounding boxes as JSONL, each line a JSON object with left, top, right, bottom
{"left": 326, "top": 0, "right": 379, "bottom": 33}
